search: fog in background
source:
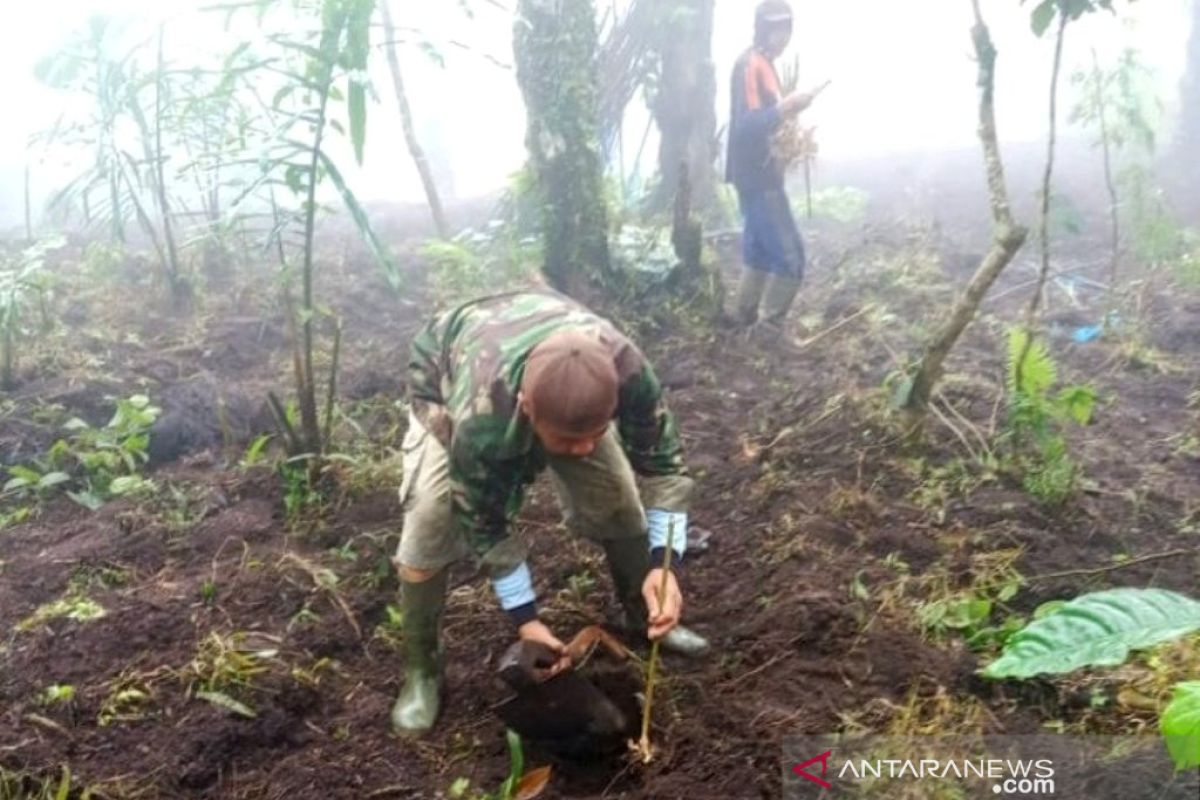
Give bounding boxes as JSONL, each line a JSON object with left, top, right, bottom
{"left": 0, "top": 0, "right": 1192, "bottom": 230}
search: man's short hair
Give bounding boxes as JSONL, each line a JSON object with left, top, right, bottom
{"left": 521, "top": 330, "right": 619, "bottom": 435}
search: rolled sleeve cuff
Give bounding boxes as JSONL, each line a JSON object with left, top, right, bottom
{"left": 647, "top": 508, "right": 686, "bottom": 566}
{"left": 491, "top": 561, "right": 536, "bottom": 613}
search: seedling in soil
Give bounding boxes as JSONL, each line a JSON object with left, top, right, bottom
{"left": 38, "top": 684, "right": 75, "bottom": 706}
{"left": 185, "top": 631, "right": 277, "bottom": 697}
{"left": 565, "top": 569, "right": 596, "bottom": 603}
{"left": 0, "top": 764, "right": 74, "bottom": 800}
{"left": 98, "top": 685, "right": 155, "bottom": 728}
{"left": 16, "top": 595, "right": 106, "bottom": 632}
{"left": 199, "top": 579, "right": 218, "bottom": 606}
{"left": 634, "top": 520, "right": 675, "bottom": 764}
{"left": 450, "top": 731, "right": 551, "bottom": 800}
{"left": 0, "top": 505, "right": 33, "bottom": 530}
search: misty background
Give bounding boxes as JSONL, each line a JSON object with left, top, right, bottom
{"left": 0, "top": 0, "right": 1193, "bottom": 230}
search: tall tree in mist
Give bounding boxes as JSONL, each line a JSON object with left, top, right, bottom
{"left": 380, "top": 0, "right": 449, "bottom": 239}
{"left": 514, "top": 0, "right": 611, "bottom": 294}
{"left": 1015, "top": 0, "right": 1128, "bottom": 383}
{"left": 895, "top": 0, "right": 1028, "bottom": 428}
{"left": 647, "top": 0, "right": 718, "bottom": 215}
{"left": 1167, "top": 0, "right": 1199, "bottom": 215}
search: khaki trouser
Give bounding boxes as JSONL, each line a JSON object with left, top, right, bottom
{"left": 394, "top": 413, "right": 691, "bottom": 576}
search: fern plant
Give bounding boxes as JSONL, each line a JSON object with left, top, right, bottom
{"left": 1004, "top": 328, "right": 1095, "bottom": 505}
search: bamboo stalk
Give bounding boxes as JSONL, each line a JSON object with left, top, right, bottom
{"left": 322, "top": 318, "right": 343, "bottom": 452}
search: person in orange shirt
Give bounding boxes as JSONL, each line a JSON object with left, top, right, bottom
{"left": 726, "top": 1, "right": 817, "bottom": 328}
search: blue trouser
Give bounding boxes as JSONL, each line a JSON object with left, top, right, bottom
{"left": 739, "top": 187, "right": 806, "bottom": 278}
{"left": 735, "top": 187, "right": 805, "bottom": 324}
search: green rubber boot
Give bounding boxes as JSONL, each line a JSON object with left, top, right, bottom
{"left": 390, "top": 571, "right": 446, "bottom": 736}
{"left": 602, "top": 538, "right": 710, "bottom": 658}
{"left": 760, "top": 273, "right": 801, "bottom": 325}
{"left": 734, "top": 266, "right": 769, "bottom": 327}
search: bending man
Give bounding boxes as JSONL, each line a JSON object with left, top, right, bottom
{"left": 391, "top": 289, "right": 709, "bottom": 736}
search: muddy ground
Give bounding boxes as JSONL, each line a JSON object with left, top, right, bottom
{"left": 0, "top": 195, "right": 1198, "bottom": 799}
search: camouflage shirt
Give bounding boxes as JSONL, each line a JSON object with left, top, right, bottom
{"left": 407, "top": 290, "right": 690, "bottom": 565}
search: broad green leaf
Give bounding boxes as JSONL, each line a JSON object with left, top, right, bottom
{"left": 1161, "top": 681, "right": 1200, "bottom": 770}
{"left": 944, "top": 598, "right": 992, "bottom": 630}
{"left": 4, "top": 477, "right": 33, "bottom": 493}
{"left": 109, "top": 476, "right": 153, "bottom": 496}
{"left": 1056, "top": 385, "right": 1096, "bottom": 425}
{"left": 8, "top": 465, "right": 44, "bottom": 485}
{"left": 68, "top": 491, "right": 104, "bottom": 511}
{"left": 37, "top": 472, "right": 72, "bottom": 490}
{"left": 1033, "top": 599, "right": 1067, "bottom": 619}
{"left": 318, "top": 150, "right": 401, "bottom": 290}
{"left": 195, "top": 690, "right": 257, "bottom": 718}
{"left": 1030, "top": 0, "right": 1057, "bottom": 36}
{"left": 984, "top": 588, "right": 1200, "bottom": 679}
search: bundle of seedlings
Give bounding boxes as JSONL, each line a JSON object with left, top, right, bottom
{"left": 770, "top": 57, "right": 821, "bottom": 175}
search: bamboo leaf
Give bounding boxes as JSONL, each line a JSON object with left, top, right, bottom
{"left": 348, "top": 78, "right": 366, "bottom": 164}
{"left": 317, "top": 150, "right": 400, "bottom": 289}
{"left": 195, "top": 690, "right": 257, "bottom": 718}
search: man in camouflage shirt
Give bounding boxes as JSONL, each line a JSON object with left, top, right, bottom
{"left": 391, "top": 289, "right": 709, "bottom": 737}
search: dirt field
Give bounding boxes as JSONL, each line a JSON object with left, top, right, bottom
{"left": 1, "top": 196, "right": 1198, "bottom": 798}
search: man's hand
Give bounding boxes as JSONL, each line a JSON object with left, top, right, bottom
{"left": 777, "top": 89, "right": 813, "bottom": 117}
{"left": 778, "top": 80, "right": 831, "bottom": 117}
{"left": 642, "top": 567, "right": 683, "bottom": 640}
{"left": 517, "top": 620, "right": 572, "bottom": 678}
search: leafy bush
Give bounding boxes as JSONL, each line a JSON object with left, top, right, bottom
{"left": 800, "top": 186, "right": 870, "bottom": 225}
{"left": 420, "top": 223, "right": 540, "bottom": 304}
{"left": 1004, "top": 328, "right": 1095, "bottom": 505}
{"left": 0, "top": 236, "right": 65, "bottom": 388}
{"left": 1, "top": 394, "right": 160, "bottom": 512}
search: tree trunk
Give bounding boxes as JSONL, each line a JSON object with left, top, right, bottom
{"left": 1013, "top": 13, "right": 1067, "bottom": 394}
{"left": 647, "top": 0, "right": 718, "bottom": 217}
{"left": 154, "top": 26, "right": 186, "bottom": 308}
{"left": 381, "top": 0, "right": 449, "bottom": 239}
{"left": 670, "top": 159, "right": 723, "bottom": 318}
{"left": 898, "top": 0, "right": 1028, "bottom": 429}
{"left": 1090, "top": 49, "right": 1120, "bottom": 289}
{"left": 514, "top": 0, "right": 611, "bottom": 295}
{"left": 24, "top": 163, "right": 32, "bottom": 243}
{"left": 1167, "top": 0, "right": 1200, "bottom": 217}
